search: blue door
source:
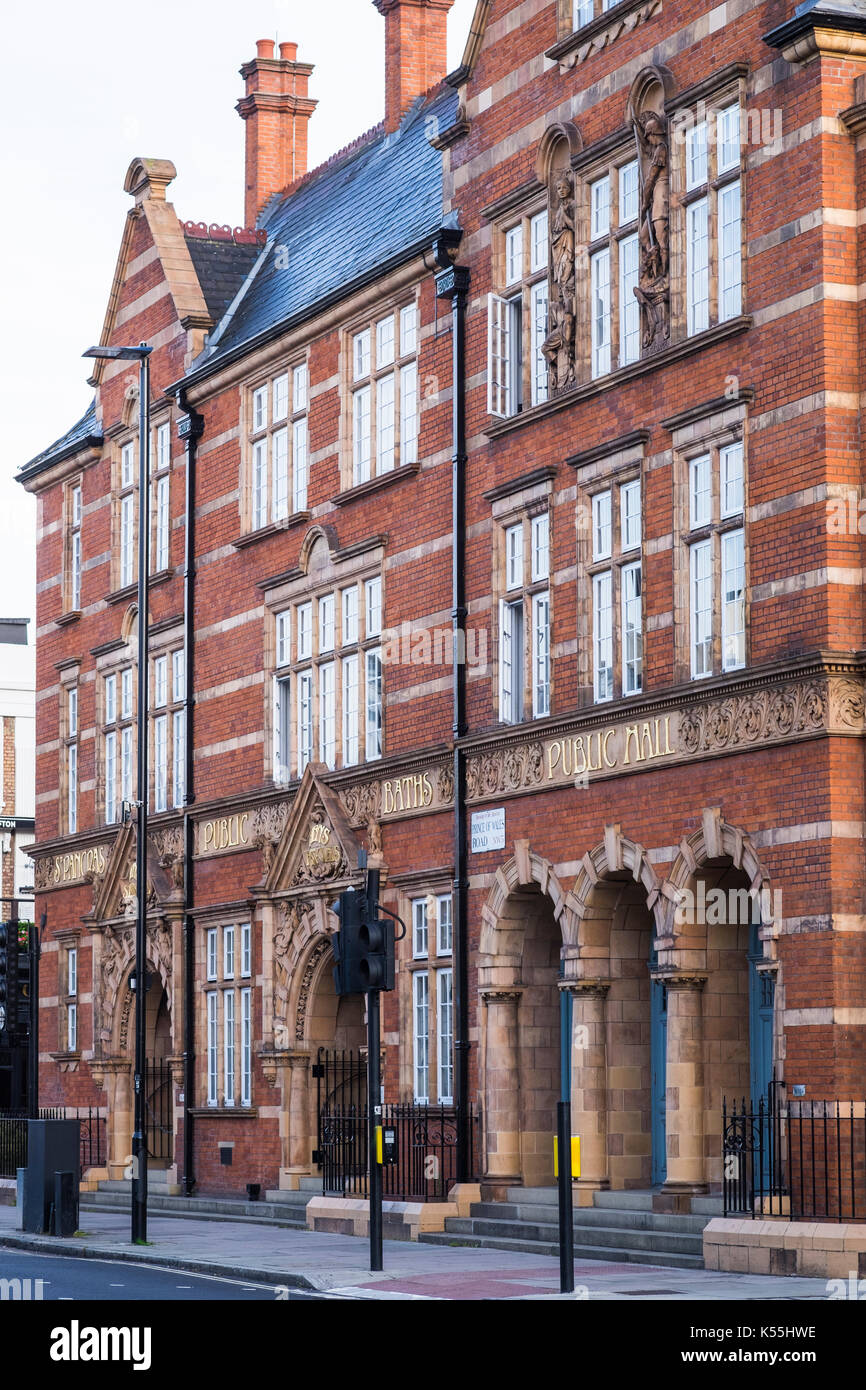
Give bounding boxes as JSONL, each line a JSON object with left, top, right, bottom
{"left": 748, "top": 920, "right": 774, "bottom": 1109}
{"left": 650, "top": 950, "right": 667, "bottom": 1185}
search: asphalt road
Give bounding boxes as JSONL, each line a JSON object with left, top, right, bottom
{"left": 0, "top": 1249, "right": 276, "bottom": 1300}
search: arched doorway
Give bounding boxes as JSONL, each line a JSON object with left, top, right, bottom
{"left": 142, "top": 976, "right": 172, "bottom": 1166}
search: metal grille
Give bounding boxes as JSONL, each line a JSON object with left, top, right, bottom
{"left": 0, "top": 1107, "right": 106, "bottom": 1179}
{"left": 143, "top": 1058, "right": 173, "bottom": 1162}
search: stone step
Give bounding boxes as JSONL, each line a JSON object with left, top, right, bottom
{"left": 589, "top": 1190, "right": 657, "bottom": 1211}
{"left": 418, "top": 1230, "right": 705, "bottom": 1270}
{"left": 444, "top": 1216, "right": 703, "bottom": 1256}
{"left": 469, "top": 1202, "right": 708, "bottom": 1235}
{"left": 81, "top": 1191, "right": 309, "bottom": 1226}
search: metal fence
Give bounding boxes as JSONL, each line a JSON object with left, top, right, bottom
{"left": 723, "top": 1086, "right": 866, "bottom": 1222}
{"left": 318, "top": 1100, "right": 479, "bottom": 1202}
{"left": 0, "top": 1107, "right": 107, "bottom": 1180}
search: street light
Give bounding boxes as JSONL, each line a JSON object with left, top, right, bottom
{"left": 83, "top": 341, "right": 153, "bottom": 1244}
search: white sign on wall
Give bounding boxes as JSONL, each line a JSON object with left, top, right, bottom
{"left": 471, "top": 807, "right": 506, "bottom": 854}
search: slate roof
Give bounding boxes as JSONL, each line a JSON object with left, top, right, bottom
{"left": 18, "top": 400, "right": 102, "bottom": 480}
{"left": 183, "top": 235, "right": 262, "bottom": 324}
{"left": 186, "top": 83, "right": 460, "bottom": 382}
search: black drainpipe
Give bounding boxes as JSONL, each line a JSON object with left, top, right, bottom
{"left": 434, "top": 232, "right": 470, "bottom": 1180}
{"left": 175, "top": 390, "right": 203, "bottom": 1196}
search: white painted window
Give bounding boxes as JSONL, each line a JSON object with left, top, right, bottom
{"left": 154, "top": 424, "right": 171, "bottom": 570}
{"left": 573, "top": 0, "right": 593, "bottom": 25}
{"left": 297, "top": 602, "right": 313, "bottom": 660}
{"left": 376, "top": 314, "right": 395, "bottom": 368}
{"left": 241, "top": 987, "right": 252, "bottom": 1108}
{"left": 223, "top": 923, "right": 235, "bottom": 981}
{"left": 207, "top": 992, "right": 218, "bottom": 1106}
{"left": 319, "top": 594, "right": 335, "bottom": 654}
{"left": 401, "top": 363, "right": 418, "bottom": 466}
{"left": 342, "top": 587, "right": 359, "bottom": 646}
{"left": 686, "top": 120, "right": 708, "bottom": 191}
{"left": 241, "top": 923, "right": 252, "bottom": 979}
{"left": 687, "top": 197, "right": 709, "bottom": 336}
{"left": 68, "top": 688, "right": 78, "bottom": 738}
{"left": 531, "top": 279, "right": 549, "bottom": 406}
{"left": 298, "top": 671, "right": 314, "bottom": 774}
{"left": 272, "top": 372, "right": 288, "bottom": 422}
{"left": 505, "top": 523, "right": 523, "bottom": 591}
{"left": 67, "top": 1003, "right": 77, "bottom": 1054}
{"left": 412, "top": 898, "right": 429, "bottom": 959}
{"left": 223, "top": 990, "right": 235, "bottom": 1107}
{"left": 172, "top": 650, "right": 184, "bottom": 704}
{"left": 720, "top": 442, "right": 745, "bottom": 518}
{"left": 376, "top": 371, "right": 396, "bottom": 473}
{"left": 70, "top": 485, "right": 82, "bottom": 610}
{"left": 590, "top": 248, "right": 611, "bottom": 378}
{"left": 172, "top": 709, "right": 185, "bottom": 808}
{"left": 436, "top": 895, "right": 452, "bottom": 956}
{"left": 252, "top": 385, "right": 268, "bottom": 432}
{"left": 619, "top": 232, "right": 640, "bottom": 367}
{"left": 592, "top": 490, "right": 612, "bottom": 561}
{"left": 530, "top": 210, "right": 548, "bottom": 273}
{"left": 718, "top": 180, "right": 742, "bottom": 321}
{"left": 319, "top": 661, "right": 336, "bottom": 769}
{"left": 351, "top": 309, "right": 417, "bottom": 482}
{"left": 619, "top": 160, "right": 639, "bottom": 225}
{"left": 722, "top": 529, "right": 746, "bottom": 671}
{"left": 717, "top": 102, "right": 741, "bottom": 174}
{"left": 590, "top": 176, "right": 610, "bottom": 239}
{"left": 437, "top": 969, "right": 454, "bottom": 1104}
{"left": 532, "top": 591, "right": 550, "bottom": 718}
{"left": 531, "top": 512, "right": 549, "bottom": 582}
{"left": 105, "top": 674, "right": 117, "bottom": 724}
{"left": 206, "top": 928, "right": 218, "bottom": 982}
{"left": 105, "top": 732, "right": 117, "bottom": 824}
{"left": 120, "top": 492, "right": 135, "bottom": 588}
{"left": 272, "top": 427, "right": 289, "bottom": 521}
{"left": 121, "top": 669, "right": 133, "bottom": 720}
{"left": 154, "top": 655, "right": 167, "bottom": 709}
{"left": 621, "top": 560, "right": 643, "bottom": 696}
{"left": 68, "top": 947, "right": 78, "bottom": 998}
{"left": 690, "top": 454, "right": 712, "bottom": 529}
{"left": 342, "top": 655, "right": 359, "bottom": 766}
{"left": 121, "top": 727, "right": 133, "bottom": 805}
{"left": 413, "top": 971, "right": 430, "bottom": 1104}
{"left": 400, "top": 304, "right": 417, "bottom": 356}
{"left": 690, "top": 539, "right": 713, "bottom": 678}
{"left": 353, "top": 328, "right": 371, "bottom": 379}
{"left": 153, "top": 714, "right": 167, "bottom": 812}
{"left": 621, "top": 479, "right": 641, "bottom": 552}
{"left": 592, "top": 570, "right": 613, "bottom": 702}
{"left": 487, "top": 293, "right": 521, "bottom": 417}
{"left": 365, "top": 577, "right": 382, "bottom": 638}
{"left": 505, "top": 224, "right": 523, "bottom": 285}
{"left": 276, "top": 610, "right": 291, "bottom": 668}
{"left": 67, "top": 745, "right": 77, "bottom": 834}
{"left": 365, "top": 649, "right": 383, "bottom": 761}
{"left": 499, "top": 598, "right": 524, "bottom": 723}
{"left": 353, "top": 385, "right": 372, "bottom": 484}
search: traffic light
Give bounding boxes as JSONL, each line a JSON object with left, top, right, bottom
{"left": 357, "top": 914, "right": 395, "bottom": 992}
{"left": 331, "top": 889, "right": 365, "bottom": 996}
{"left": 0, "top": 924, "right": 7, "bottom": 1031}
{"left": 14, "top": 923, "right": 31, "bottom": 1035}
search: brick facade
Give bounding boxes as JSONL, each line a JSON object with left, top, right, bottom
{"left": 18, "top": 1, "right": 866, "bottom": 1209}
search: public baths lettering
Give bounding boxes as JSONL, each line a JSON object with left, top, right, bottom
{"left": 546, "top": 715, "right": 675, "bottom": 781}
{"left": 380, "top": 772, "right": 434, "bottom": 816}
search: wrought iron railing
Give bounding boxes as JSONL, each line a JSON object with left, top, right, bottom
{"left": 317, "top": 1099, "right": 479, "bottom": 1202}
{"left": 723, "top": 1085, "right": 866, "bottom": 1222}
{"left": 0, "top": 1107, "right": 106, "bottom": 1180}
{"left": 143, "top": 1058, "right": 173, "bottom": 1162}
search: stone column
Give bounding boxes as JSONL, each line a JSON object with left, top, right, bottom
{"left": 663, "top": 974, "right": 708, "bottom": 1197}
{"left": 285, "top": 1052, "right": 312, "bottom": 1178}
{"left": 96, "top": 1060, "right": 133, "bottom": 1180}
{"left": 564, "top": 979, "right": 610, "bottom": 1204}
{"left": 481, "top": 988, "right": 523, "bottom": 1188}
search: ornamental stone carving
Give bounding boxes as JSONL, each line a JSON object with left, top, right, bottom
{"left": 828, "top": 677, "right": 865, "bottom": 730}
{"left": 679, "top": 681, "right": 827, "bottom": 755}
{"left": 251, "top": 800, "right": 290, "bottom": 872}
{"left": 632, "top": 97, "right": 670, "bottom": 353}
{"left": 295, "top": 938, "right": 331, "bottom": 1042}
{"left": 273, "top": 902, "right": 301, "bottom": 1049}
{"left": 152, "top": 825, "right": 184, "bottom": 891}
{"left": 542, "top": 168, "right": 576, "bottom": 392}
{"left": 341, "top": 781, "right": 381, "bottom": 827}
{"left": 291, "top": 807, "right": 347, "bottom": 886}
{"left": 466, "top": 743, "right": 544, "bottom": 799}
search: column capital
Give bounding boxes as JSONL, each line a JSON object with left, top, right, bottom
{"left": 559, "top": 978, "right": 611, "bottom": 998}
{"left": 480, "top": 987, "right": 523, "bottom": 1005}
{"left": 658, "top": 972, "right": 708, "bottom": 991}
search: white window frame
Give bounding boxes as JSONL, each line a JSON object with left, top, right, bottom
{"left": 412, "top": 970, "right": 430, "bottom": 1105}
{"left": 223, "top": 990, "right": 235, "bottom": 1107}
{"left": 207, "top": 991, "right": 218, "bottom": 1106}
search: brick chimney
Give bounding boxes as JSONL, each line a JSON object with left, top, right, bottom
{"left": 374, "top": 0, "right": 454, "bottom": 134}
{"left": 237, "top": 39, "right": 318, "bottom": 227}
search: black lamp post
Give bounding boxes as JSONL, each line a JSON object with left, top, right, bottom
{"left": 83, "top": 341, "right": 153, "bottom": 1243}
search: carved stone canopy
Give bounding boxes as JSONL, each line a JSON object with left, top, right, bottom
{"left": 261, "top": 763, "right": 368, "bottom": 896}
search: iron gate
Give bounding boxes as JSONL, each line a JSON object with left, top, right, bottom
{"left": 314, "top": 1047, "right": 367, "bottom": 1195}
{"left": 144, "top": 1058, "right": 173, "bottom": 1162}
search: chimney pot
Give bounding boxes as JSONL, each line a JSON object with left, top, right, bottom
{"left": 237, "top": 40, "right": 318, "bottom": 226}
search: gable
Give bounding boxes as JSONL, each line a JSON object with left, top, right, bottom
{"left": 263, "top": 763, "right": 366, "bottom": 895}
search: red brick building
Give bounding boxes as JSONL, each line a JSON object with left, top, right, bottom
{"left": 17, "top": 0, "right": 866, "bottom": 1257}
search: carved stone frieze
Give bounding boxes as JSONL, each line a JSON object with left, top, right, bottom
{"left": 466, "top": 743, "right": 545, "bottom": 800}
{"left": 251, "top": 800, "right": 290, "bottom": 873}
{"left": 679, "top": 680, "right": 827, "bottom": 755}
{"left": 295, "top": 938, "right": 331, "bottom": 1042}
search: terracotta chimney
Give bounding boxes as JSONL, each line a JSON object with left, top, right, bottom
{"left": 374, "top": 0, "right": 454, "bottom": 134}
{"left": 237, "top": 39, "right": 318, "bottom": 227}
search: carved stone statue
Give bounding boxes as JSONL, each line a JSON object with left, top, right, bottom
{"left": 542, "top": 170, "right": 576, "bottom": 391}
{"left": 633, "top": 109, "right": 670, "bottom": 352}
{"left": 273, "top": 901, "right": 300, "bottom": 1048}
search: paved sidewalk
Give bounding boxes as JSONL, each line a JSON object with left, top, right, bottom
{"left": 0, "top": 1204, "right": 834, "bottom": 1300}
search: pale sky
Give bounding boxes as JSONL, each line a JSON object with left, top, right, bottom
{"left": 0, "top": 0, "right": 477, "bottom": 631}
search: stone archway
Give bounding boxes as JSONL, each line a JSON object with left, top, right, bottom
{"left": 479, "top": 841, "right": 579, "bottom": 1189}
{"left": 658, "top": 808, "right": 779, "bottom": 1193}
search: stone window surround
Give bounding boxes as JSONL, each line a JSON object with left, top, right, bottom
{"left": 55, "top": 926, "right": 82, "bottom": 1058}
{"left": 199, "top": 913, "right": 254, "bottom": 1112}
{"left": 574, "top": 434, "right": 646, "bottom": 706}
{"left": 488, "top": 469, "right": 556, "bottom": 726}
{"left": 667, "top": 397, "right": 750, "bottom": 686}
{"left": 239, "top": 355, "right": 310, "bottom": 540}
{"left": 341, "top": 288, "right": 421, "bottom": 491}
{"left": 262, "top": 532, "right": 386, "bottom": 787}
{"left": 148, "top": 622, "right": 185, "bottom": 815}
{"left": 490, "top": 192, "right": 550, "bottom": 413}
{"left": 395, "top": 876, "right": 454, "bottom": 1106}
{"left": 62, "top": 474, "right": 83, "bottom": 617}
